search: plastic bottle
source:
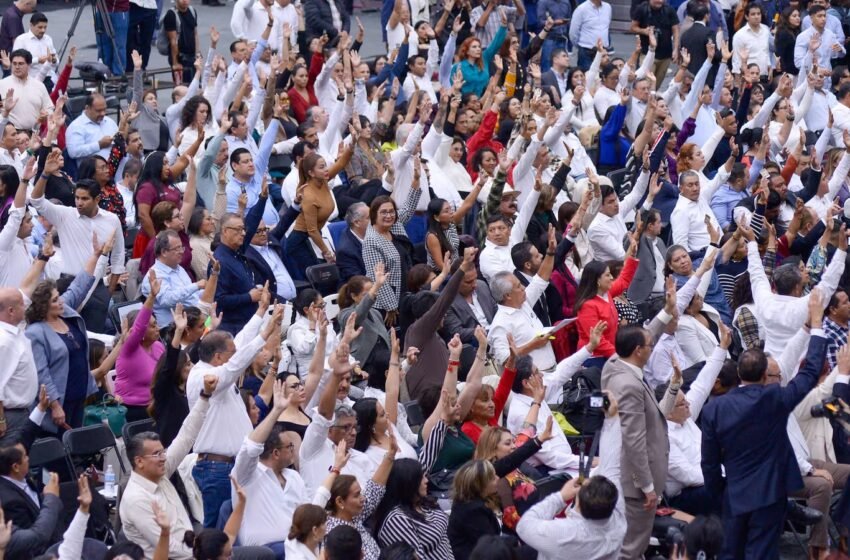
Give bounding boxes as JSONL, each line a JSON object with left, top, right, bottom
{"left": 104, "top": 465, "right": 116, "bottom": 495}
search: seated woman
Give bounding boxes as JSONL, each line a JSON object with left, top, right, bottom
{"left": 285, "top": 504, "right": 327, "bottom": 560}
{"left": 446, "top": 460, "right": 502, "bottom": 560}
{"left": 473, "top": 394, "right": 556, "bottom": 533}
{"left": 188, "top": 208, "right": 216, "bottom": 281}
{"left": 337, "top": 265, "right": 392, "bottom": 390}
{"left": 607, "top": 260, "right": 643, "bottom": 326}
{"left": 460, "top": 335, "right": 520, "bottom": 444}
{"left": 574, "top": 234, "right": 639, "bottom": 368}
{"left": 424, "top": 194, "right": 477, "bottom": 273}
{"left": 287, "top": 289, "right": 337, "bottom": 379}
{"left": 666, "top": 234, "right": 733, "bottom": 326}
{"left": 115, "top": 270, "right": 166, "bottom": 422}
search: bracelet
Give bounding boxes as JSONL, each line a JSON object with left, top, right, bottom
{"left": 546, "top": 251, "right": 555, "bottom": 256}
{"left": 267, "top": 22, "right": 274, "bottom": 27}
{"left": 476, "top": 353, "right": 487, "bottom": 361}
{"left": 38, "top": 253, "right": 51, "bottom": 262}
{"left": 531, "top": 401, "right": 541, "bottom": 407}
{"left": 448, "top": 359, "right": 460, "bottom": 368}
{"left": 199, "top": 390, "right": 212, "bottom": 400}
{"left": 328, "top": 466, "right": 341, "bottom": 475}
{"left": 390, "top": 362, "right": 401, "bottom": 367}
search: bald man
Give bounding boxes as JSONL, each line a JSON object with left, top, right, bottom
{"left": 0, "top": 288, "right": 38, "bottom": 443}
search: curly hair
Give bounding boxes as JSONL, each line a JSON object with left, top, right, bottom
{"left": 180, "top": 95, "right": 212, "bottom": 130}
{"left": 457, "top": 37, "right": 484, "bottom": 70}
{"left": 677, "top": 143, "right": 699, "bottom": 173}
{"left": 26, "top": 280, "right": 58, "bottom": 324}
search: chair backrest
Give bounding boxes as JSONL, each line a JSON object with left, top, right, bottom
{"left": 121, "top": 418, "right": 156, "bottom": 444}
{"left": 124, "top": 258, "right": 142, "bottom": 301}
{"left": 328, "top": 220, "right": 347, "bottom": 247}
{"left": 305, "top": 263, "right": 340, "bottom": 296}
{"left": 324, "top": 293, "right": 340, "bottom": 321}
{"left": 28, "top": 437, "right": 76, "bottom": 482}
{"left": 63, "top": 424, "right": 126, "bottom": 473}
{"left": 109, "top": 300, "right": 143, "bottom": 333}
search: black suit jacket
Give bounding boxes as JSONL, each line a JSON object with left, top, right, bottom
{"left": 680, "top": 22, "right": 721, "bottom": 84}
{"left": 336, "top": 227, "right": 366, "bottom": 279}
{"left": 303, "top": 0, "right": 350, "bottom": 41}
{"left": 513, "top": 270, "right": 562, "bottom": 326}
{"left": 0, "top": 477, "right": 41, "bottom": 529}
{"left": 540, "top": 70, "right": 565, "bottom": 106}
{"left": 701, "top": 335, "right": 827, "bottom": 516}
{"left": 444, "top": 281, "right": 498, "bottom": 344}
{"left": 245, "top": 204, "right": 300, "bottom": 301}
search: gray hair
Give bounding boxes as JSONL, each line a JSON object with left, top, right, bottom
{"left": 334, "top": 403, "right": 355, "bottom": 419}
{"left": 154, "top": 230, "right": 179, "bottom": 257}
{"left": 678, "top": 170, "right": 699, "bottom": 188}
{"left": 344, "top": 202, "right": 367, "bottom": 227}
{"left": 395, "top": 123, "right": 414, "bottom": 147}
{"left": 197, "top": 330, "right": 234, "bottom": 363}
{"left": 220, "top": 212, "right": 243, "bottom": 229}
{"left": 490, "top": 271, "right": 516, "bottom": 304}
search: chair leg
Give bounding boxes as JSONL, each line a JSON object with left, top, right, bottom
{"left": 787, "top": 521, "right": 810, "bottom": 557}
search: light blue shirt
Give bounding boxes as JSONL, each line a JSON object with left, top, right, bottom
{"left": 795, "top": 25, "right": 846, "bottom": 73}
{"left": 802, "top": 12, "right": 846, "bottom": 49}
{"left": 65, "top": 112, "right": 119, "bottom": 162}
{"left": 568, "top": 0, "right": 612, "bottom": 49}
{"left": 253, "top": 243, "right": 296, "bottom": 300}
{"left": 140, "top": 259, "right": 201, "bottom": 326}
{"left": 225, "top": 119, "right": 280, "bottom": 226}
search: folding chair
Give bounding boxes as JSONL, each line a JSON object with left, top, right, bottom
{"left": 63, "top": 424, "right": 127, "bottom": 475}
{"left": 28, "top": 437, "right": 76, "bottom": 484}
{"left": 109, "top": 300, "right": 143, "bottom": 333}
{"left": 305, "top": 263, "right": 340, "bottom": 296}
{"left": 121, "top": 418, "right": 156, "bottom": 443}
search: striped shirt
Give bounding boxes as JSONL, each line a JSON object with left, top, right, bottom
{"left": 824, "top": 317, "right": 849, "bottom": 370}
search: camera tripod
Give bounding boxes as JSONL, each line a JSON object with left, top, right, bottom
{"left": 57, "top": 0, "right": 126, "bottom": 76}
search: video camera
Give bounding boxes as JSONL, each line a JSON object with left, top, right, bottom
{"left": 811, "top": 396, "right": 850, "bottom": 421}
{"left": 580, "top": 390, "right": 611, "bottom": 434}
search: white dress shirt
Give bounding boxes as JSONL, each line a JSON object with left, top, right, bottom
{"left": 507, "top": 391, "right": 582, "bottom": 475}
{"left": 0, "top": 206, "right": 33, "bottom": 289}
{"left": 120, "top": 397, "right": 209, "bottom": 560}
{"left": 747, "top": 241, "right": 845, "bottom": 356}
{"left": 731, "top": 24, "right": 772, "bottom": 74}
{"left": 65, "top": 113, "right": 119, "bottom": 161}
{"left": 669, "top": 169, "right": 728, "bottom": 252}
{"left": 388, "top": 122, "right": 430, "bottom": 212}
{"left": 186, "top": 317, "right": 267, "bottom": 457}
{"left": 284, "top": 539, "right": 318, "bottom": 560}
{"left": 0, "top": 148, "right": 28, "bottom": 177}
{"left": 645, "top": 333, "right": 690, "bottom": 390}
{"left": 0, "top": 74, "right": 54, "bottom": 129}
{"left": 587, "top": 170, "right": 649, "bottom": 260}
{"left": 489, "top": 275, "right": 557, "bottom": 371}
{"left": 29, "top": 197, "right": 126, "bottom": 277}
{"left": 298, "top": 411, "right": 372, "bottom": 498}
{"left": 664, "top": 347, "right": 726, "bottom": 496}
{"left": 254, "top": 243, "right": 297, "bottom": 300}
{"left": 233, "top": 437, "right": 307, "bottom": 547}
{"left": 593, "top": 86, "right": 620, "bottom": 123}
{"left": 479, "top": 241, "right": 514, "bottom": 282}
{"left": 625, "top": 97, "right": 648, "bottom": 139}
{"left": 117, "top": 182, "right": 136, "bottom": 229}
{"left": 140, "top": 260, "right": 202, "bottom": 326}
{"left": 12, "top": 31, "right": 57, "bottom": 82}
{"left": 0, "top": 320, "right": 38, "bottom": 409}
{"left": 516, "top": 418, "right": 625, "bottom": 560}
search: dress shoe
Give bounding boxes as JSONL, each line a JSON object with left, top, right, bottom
{"left": 787, "top": 499, "right": 824, "bottom": 526}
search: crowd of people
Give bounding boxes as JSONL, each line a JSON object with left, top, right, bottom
{"left": 4, "top": 0, "right": 850, "bottom": 558}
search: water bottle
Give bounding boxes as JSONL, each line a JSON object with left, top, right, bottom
{"left": 104, "top": 465, "right": 116, "bottom": 495}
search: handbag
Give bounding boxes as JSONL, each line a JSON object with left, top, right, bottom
{"left": 84, "top": 394, "right": 127, "bottom": 437}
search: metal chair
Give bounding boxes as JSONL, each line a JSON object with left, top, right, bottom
{"left": 121, "top": 418, "right": 155, "bottom": 444}
{"left": 28, "top": 437, "right": 76, "bottom": 483}
{"left": 63, "top": 424, "right": 127, "bottom": 475}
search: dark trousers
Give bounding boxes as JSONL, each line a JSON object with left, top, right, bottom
{"left": 721, "top": 499, "right": 786, "bottom": 560}
{"left": 64, "top": 398, "right": 86, "bottom": 429}
{"left": 285, "top": 230, "right": 321, "bottom": 282}
{"left": 667, "top": 485, "right": 721, "bottom": 516}
{"left": 0, "top": 409, "right": 32, "bottom": 446}
{"left": 192, "top": 459, "right": 234, "bottom": 528}
{"left": 124, "top": 404, "right": 150, "bottom": 423}
{"left": 576, "top": 46, "right": 597, "bottom": 72}
{"left": 127, "top": 4, "right": 157, "bottom": 70}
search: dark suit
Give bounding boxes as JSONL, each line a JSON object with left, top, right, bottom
{"left": 244, "top": 204, "right": 300, "bottom": 302}
{"left": 303, "top": 0, "right": 349, "bottom": 41}
{"left": 701, "top": 334, "right": 828, "bottom": 560}
{"left": 627, "top": 234, "right": 667, "bottom": 305}
{"left": 443, "top": 281, "right": 497, "bottom": 345}
{"left": 336, "top": 227, "right": 366, "bottom": 279}
{"left": 514, "top": 270, "right": 562, "bottom": 326}
{"left": 680, "top": 21, "right": 721, "bottom": 84}
{"left": 540, "top": 69, "right": 567, "bottom": 105}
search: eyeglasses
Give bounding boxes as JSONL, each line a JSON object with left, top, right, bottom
{"left": 168, "top": 245, "right": 185, "bottom": 252}
{"left": 225, "top": 226, "right": 246, "bottom": 233}
{"left": 311, "top": 302, "right": 327, "bottom": 309}
{"left": 378, "top": 209, "right": 397, "bottom": 216}
{"left": 331, "top": 424, "right": 359, "bottom": 433}
{"left": 255, "top": 227, "right": 270, "bottom": 234}
{"left": 142, "top": 450, "right": 167, "bottom": 459}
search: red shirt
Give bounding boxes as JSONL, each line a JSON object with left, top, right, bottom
{"left": 575, "top": 257, "right": 639, "bottom": 358}
{"left": 461, "top": 365, "right": 517, "bottom": 444}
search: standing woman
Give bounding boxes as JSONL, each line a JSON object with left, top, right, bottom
{"left": 574, "top": 233, "right": 639, "bottom": 367}
{"left": 188, "top": 208, "right": 216, "bottom": 280}
{"left": 337, "top": 264, "right": 392, "bottom": 389}
{"left": 774, "top": 7, "right": 802, "bottom": 76}
{"left": 26, "top": 237, "right": 114, "bottom": 431}
{"left": 424, "top": 194, "right": 477, "bottom": 273}
{"left": 148, "top": 305, "right": 194, "bottom": 446}
{"left": 451, "top": 10, "right": 508, "bottom": 97}
{"left": 287, "top": 141, "right": 356, "bottom": 279}
{"left": 362, "top": 182, "right": 422, "bottom": 327}
{"left": 115, "top": 270, "right": 165, "bottom": 422}
{"left": 288, "top": 63, "right": 320, "bottom": 124}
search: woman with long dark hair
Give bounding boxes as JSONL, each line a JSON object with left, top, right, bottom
{"left": 562, "top": 67, "right": 599, "bottom": 130}
{"left": 775, "top": 7, "right": 802, "bottom": 75}
{"left": 731, "top": 271, "right": 763, "bottom": 351}
{"left": 373, "top": 458, "right": 453, "bottom": 559}
{"left": 574, "top": 233, "right": 639, "bottom": 367}
{"left": 177, "top": 95, "right": 217, "bottom": 154}
{"left": 288, "top": 63, "right": 320, "bottom": 123}
{"left": 424, "top": 195, "right": 477, "bottom": 272}
{"left": 148, "top": 304, "right": 194, "bottom": 446}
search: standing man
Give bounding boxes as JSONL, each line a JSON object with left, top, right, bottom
{"left": 569, "top": 0, "right": 612, "bottom": 71}
{"left": 471, "top": 0, "right": 526, "bottom": 50}
{"left": 12, "top": 13, "right": 57, "bottom": 91}
{"left": 163, "top": 0, "right": 199, "bottom": 85}
{"left": 0, "top": 288, "right": 38, "bottom": 444}
{"left": 631, "top": 0, "right": 680, "bottom": 87}
{"left": 537, "top": 4, "right": 571, "bottom": 73}
{"left": 731, "top": 3, "right": 771, "bottom": 79}
{"left": 824, "top": 289, "right": 850, "bottom": 370}
{"left": 64, "top": 93, "right": 119, "bottom": 164}
{"left": 0, "top": 170, "right": 34, "bottom": 291}
{"left": 795, "top": 5, "right": 846, "bottom": 76}
{"left": 127, "top": 0, "right": 158, "bottom": 70}
{"left": 601, "top": 278, "right": 676, "bottom": 560}
{"left": 701, "top": 294, "right": 829, "bottom": 559}
{"left": 0, "top": 0, "right": 36, "bottom": 67}
{"left": 95, "top": 0, "right": 128, "bottom": 77}
{"left": 0, "top": 50, "right": 53, "bottom": 130}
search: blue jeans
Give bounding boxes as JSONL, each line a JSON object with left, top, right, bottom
{"left": 264, "top": 542, "right": 285, "bottom": 560}
{"left": 192, "top": 460, "right": 234, "bottom": 528}
{"left": 541, "top": 37, "right": 568, "bottom": 73}
{"left": 576, "top": 46, "right": 597, "bottom": 72}
{"left": 95, "top": 10, "right": 129, "bottom": 76}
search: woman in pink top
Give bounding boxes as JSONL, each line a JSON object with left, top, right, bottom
{"left": 115, "top": 270, "right": 165, "bottom": 422}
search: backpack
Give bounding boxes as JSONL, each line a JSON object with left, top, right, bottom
{"left": 556, "top": 367, "right": 603, "bottom": 435}
{"left": 156, "top": 6, "right": 197, "bottom": 57}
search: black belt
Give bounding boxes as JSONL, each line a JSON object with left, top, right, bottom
{"left": 197, "top": 453, "right": 235, "bottom": 463}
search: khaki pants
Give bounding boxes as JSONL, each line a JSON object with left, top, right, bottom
{"left": 653, "top": 58, "right": 672, "bottom": 90}
{"left": 790, "top": 459, "right": 850, "bottom": 548}
{"left": 620, "top": 496, "right": 656, "bottom": 559}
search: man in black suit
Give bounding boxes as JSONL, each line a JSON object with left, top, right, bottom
{"left": 303, "top": 0, "right": 349, "bottom": 42}
{"left": 701, "top": 294, "right": 829, "bottom": 559}
{"left": 336, "top": 202, "right": 368, "bottom": 280}
{"left": 444, "top": 261, "right": 497, "bottom": 345}
{"left": 679, "top": 1, "right": 720, "bottom": 82}
{"left": 511, "top": 241, "right": 562, "bottom": 326}
{"left": 540, "top": 48, "right": 570, "bottom": 105}
{"left": 245, "top": 203, "right": 302, "bottom": 303}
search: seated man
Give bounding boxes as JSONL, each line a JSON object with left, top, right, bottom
{"left": 232, "top": 380, "right": 306, "bottom": 556}
{"left": 479, "top": 185, "right": 539, "bottom": 282}
{"left": 443, "top": 259, "right": 497, "bottom": 345}
{"left": 140, "top": 230, "right": 205, "bottom": 326}
{"left": 516, "top": 394, "right": 625, "bottom": 558}
{"left": 64, "top": 93, "right": 118, "bottom": 163}
{"left": 336, "top": 202, "right": 368, "bottom": 279}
